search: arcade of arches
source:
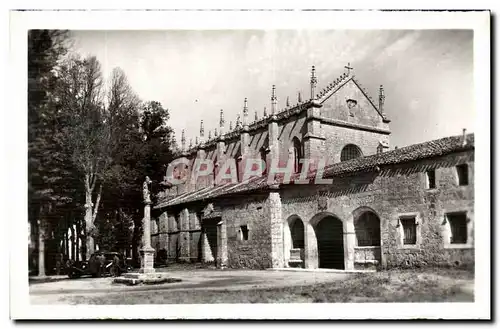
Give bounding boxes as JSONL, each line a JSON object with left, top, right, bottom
{"left": 284, "top": 209, "right": 382, "bottom": 270}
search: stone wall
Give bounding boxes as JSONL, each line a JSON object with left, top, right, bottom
{"left": 222, "top": 195, "right": 273, "bottom": 269}
{"left": 280, "top": 150, "right": 474, "bottom": 269}
{"left": 154, "top": 148, "right": 474, "bottom": 270}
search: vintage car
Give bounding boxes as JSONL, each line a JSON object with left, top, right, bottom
{"left": 66, "top": 251, "right": 131, "bottom": 279}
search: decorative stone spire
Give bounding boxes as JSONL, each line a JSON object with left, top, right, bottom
{"left": 189, "top": 138, "right": 193, "bottom": 148}
{"left": 286, "top": 96, "right": 290, "bottom": 107}
{"left": 255, "top": 111, "right": 258, "bottom": 121}
{"left": 219, "top": 109, "right": 225, "bottom": 126}
{"left": 236, "top": 114, "right": 241, "bottom": 129}
{"left": 271, "top": 85, "right": 277, "bottom": 114}
{"left": 263, "top": 106, "right": 268, "bottom": 117}
{"left": 310, "top": 65, "right": 317, "bottom": 100}
{"left": 229, "top": 121, "right": 233, "bottom": 131}
{"left": 379, "top": 85, "right": 385, "bottom": 114}
{"left": 243, "top": 98, "right": 248, "bottom": 126}
{"left": 195, "top": 136, "right": 199, "bottom": 145}
{"left": 208, "top": 130, "right": 212, "bottom": 140}
{"left": 181, "top": 129, "right": 186, "bottom": 151}
{"left": 462, "top": 128, "right": 467, "bottom": 146}
{"left": 199, "top": 120, "right": 205, "bottom": 144}
{"left": 298, "top": 91, "right": 302, "bottom": 103}
{"left": 214, "top": 128, "right": 218, "bottom": 137}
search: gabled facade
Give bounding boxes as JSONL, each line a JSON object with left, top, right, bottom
{"left": 150, "top": 65, "right": 474, "bottom": 271}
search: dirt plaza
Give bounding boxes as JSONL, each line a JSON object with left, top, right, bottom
{"left": 30, "top": 266, "right": 473, "bottom": 304}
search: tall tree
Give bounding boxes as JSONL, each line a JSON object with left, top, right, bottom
{"left": 28, "top": 30, "right": 71, "bottom": 276}
{"left": 56, "top": 55, "right": 110, "bottom": 258}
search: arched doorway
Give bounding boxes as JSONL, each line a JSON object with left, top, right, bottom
{"left": 290, "top": 219, "right": 304, "bottom": 249}
{"left": 284, "top": 215, "right": 305, "bottom": 267}
{"left": 315, "top": 216, "right": 344, "bottom": 269}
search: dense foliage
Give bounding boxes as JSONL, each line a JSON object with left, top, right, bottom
{"left": 28, "top": 30, "right": 176, "bottom": 275}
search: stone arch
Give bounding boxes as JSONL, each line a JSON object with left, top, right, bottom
{"left": 307, "top": 212, "right": 354, "bottom": 270}
{"left": 340, "top": 144, "right": 363, "bottom": 162}
{"left": 283, "top": 215, "right": 305, "bottom": 268}
{"left": 352, "top": 206, "right": 382, "bottom": 270}
{"left": 352, "top": 206, "right": 381, "bottom": 247}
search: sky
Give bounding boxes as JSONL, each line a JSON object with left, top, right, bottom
{"left": 70, "top": 29, "right": 474, "bottom": 148}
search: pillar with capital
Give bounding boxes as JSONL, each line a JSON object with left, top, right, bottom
{"left": 140, "top": 176, "right": 155, "bottom": 274}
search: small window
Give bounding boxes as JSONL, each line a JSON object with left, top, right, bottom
{"left": 401, "top": 217, "right": 417, "bottom": 245}
{"left": 426, "top": 170, "right": 436, "bottom": 189}
{"left": 240, "top": 225, "right": 249, "bottom": 241}
{"left": 456, "top": 164, "right": 469, "bottom": 186}
{"left": 447, "top": 213, "right": 467, "bottom": 244}
{"left": 292, "top": 137, "right": 303, "bottom": 173}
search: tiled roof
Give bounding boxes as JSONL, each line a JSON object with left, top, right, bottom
{"left": 155, "top": 133, "right": 474, "bottom": 210}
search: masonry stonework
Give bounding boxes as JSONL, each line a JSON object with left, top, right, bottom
{"left": 151, "top": 66, "right": 474, "bottom": 272}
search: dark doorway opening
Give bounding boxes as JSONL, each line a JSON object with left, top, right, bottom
{"left": 203, "top": 218, "right": 220, "bottom": 263}
{"left": 315, "top": 216, "right": 344, "bottom": 269}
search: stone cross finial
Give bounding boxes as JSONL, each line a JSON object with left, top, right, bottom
{"left": 181, "top": 129, "right": 186, "bottom": 151}
{"left": 344, "top": 62, "right": 353, "bottom": 76}
{"left": 310, "top": 65, "right": 317, "bottom": 100}
{"left": 271, "top": 85, "right": 277, "bottom": 114}
{"left": 379, "top": 85, "right": 385, "bottom": 114}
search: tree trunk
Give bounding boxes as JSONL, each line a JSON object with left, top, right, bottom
{"left": 84, "top": 190, "right": 94, "bottom": 259}
{"left": 37, "top": 219, "right": 46, "bottom": 277}
{"left": 70, "top": 224, "right": 75, "bottom": 261}
{"left": 75, "top": 221, "right": 80, "bottom": 262}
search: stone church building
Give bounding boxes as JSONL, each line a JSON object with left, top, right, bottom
{"left": 150, "top": 65, "right": 474, "bottom": 271}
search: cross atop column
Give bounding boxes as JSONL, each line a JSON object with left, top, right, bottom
{"left": 344, "top": 62, "right": 353, "bottom": 75}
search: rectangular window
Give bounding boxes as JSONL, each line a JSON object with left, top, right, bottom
{"left": 456, "top": 164, "right": 469, "bottom": 186}
{"left": 447, "top": 213, "right": 467, "bottom": 244}
{"left": 240, "top": 225, "right": 249, "bottom": 241}
{"left": 426, "top": 170, "right": 436, "bottom": 189}
{"left": 401, "top": 217, "right": 417, "bottom": 245}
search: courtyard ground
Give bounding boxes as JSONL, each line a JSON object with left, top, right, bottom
{"left": 29, "top": 265, "right": 474, "bottom": 304}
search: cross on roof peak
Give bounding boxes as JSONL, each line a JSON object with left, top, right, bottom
{"left": 344, "top": 62, "right": 353, "bottom": 75}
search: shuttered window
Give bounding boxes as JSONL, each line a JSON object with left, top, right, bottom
{"left": 401, "top": 217, "right": 417, "bottom": 245}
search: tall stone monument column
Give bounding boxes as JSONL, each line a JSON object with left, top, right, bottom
{"left": 140, "top": 176, "right": 155, "bottom": 274}
{"left": 115, "top": 176, "right": 178, "bottom": 285}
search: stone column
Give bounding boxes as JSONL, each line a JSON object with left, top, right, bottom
{"left": 217, "top": 219, "right": 228, "bottom": 268}
{"left": 139, "top": 199, "right": 155, "bottom": 274}
{"left": 304, "top": 222, "right": 318, "bottom": 269}
{"left": 344, "top": 220, "right": 355, "bottom": 270}
{"left": 179, "top": 208, "right": 191, "bottom": 262}
{"left": 269, "top": 185, "right": 284, "bottom": 268}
